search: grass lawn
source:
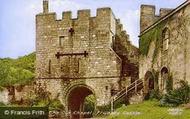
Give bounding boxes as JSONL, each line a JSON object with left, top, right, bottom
{"left": 107, "top": 100, "right": 190, "bottom": 119}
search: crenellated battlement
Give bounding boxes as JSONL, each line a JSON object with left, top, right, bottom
{"left": 97, "top": 7, "right": 112, "bottom": 17}
{"left": 159, "top": 8, "right": 173, "bottom": 17}
{"left": 140, "top": 4, "right": 173, "bottom": 32}
{"left": 36, "top": 0, "right": 131, "bottom": 50}
{"left": 62, "top": 11, "right": 72, "bottom": 19}
{"left": 77, "top": 9, "right": 91, "bottom": 20}
{"left": 37, "top": 1, "right": 113, "bottom": 22}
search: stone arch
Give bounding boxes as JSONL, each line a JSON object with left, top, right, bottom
{"left": 144, "top": 71, "right": 154, "bottom": 95}
{"left": 161, "top": 67, "right": 171, "bottom": 92}
{"left": 161, "top": 27, "right": 170, "bottom": 51}
{"left": 65, "top": 84, "right": 96, "bottom": 119}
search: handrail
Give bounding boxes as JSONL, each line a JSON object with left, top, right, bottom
{"left": 110, "top": 79, "right": 143, "bottom": 112}
{"left": 114, "top": 81, "right": 143, "bottom": 101}
{"left": 112, "top": 79, "right": 143, "bottom": 100}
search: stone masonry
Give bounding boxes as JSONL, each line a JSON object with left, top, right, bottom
{"left": 36, "top": 0, "right": 139, "bottom": 114}
{"left": 139, "top": 0, "right": 190, "bottom": 94}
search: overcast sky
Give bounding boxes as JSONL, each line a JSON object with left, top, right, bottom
{"left": 0, "top": 0, "right": 185, "bottom": 58}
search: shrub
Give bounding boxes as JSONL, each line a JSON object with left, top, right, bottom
{"left": 49, "top": 99, "right": 64, "bottom": 111}
{"left": 84, "top": 95, "right": 96, "bottom": 113}
{"left": 166, "top": 74, "right": 173, "bottom": 92}
{"left": 149, "top": 89, "right": 162, "bottom": 100}
{"left": 113, "top": 96, "right": 127, "bottom": 109}
{"left": 160, "top": 80, "right": 190, "bottom": 107}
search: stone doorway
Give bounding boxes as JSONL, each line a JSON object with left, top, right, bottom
{"left": 67, "top": 85, "right": 96, "bottom": 119}
{"left": 161, "top": 67, "right": 171, "bottom": 92}
{"left": 144, "top": 71, "right": 154, "bottom": 98}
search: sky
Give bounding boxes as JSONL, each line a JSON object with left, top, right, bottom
{"left": 0, "top": 0, "right": 185, "bottom": 58}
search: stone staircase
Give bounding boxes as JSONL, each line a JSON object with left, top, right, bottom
{"left": 111, "top": 79, "right": 144, "bottom": 111}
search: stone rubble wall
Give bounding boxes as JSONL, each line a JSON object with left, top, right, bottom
{"left": 139, "top": 4, "right": 190, "bottom": 91}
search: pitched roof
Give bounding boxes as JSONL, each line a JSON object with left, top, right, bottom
{"left": 139, "top": 0, "right": 190, "bottom": 36}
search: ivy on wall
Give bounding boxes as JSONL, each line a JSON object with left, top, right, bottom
{"left": 139, "top": 23, "right": 165, "bottom": 63}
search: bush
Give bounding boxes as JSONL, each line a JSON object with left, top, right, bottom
{"left": 0, "top": 102, "right": 6, "bottom": 106}
{"left": 149, "top": 89, "right": 162, "bottom": 100}
{"left": 97, "top": 104, "right": 111, "bottom": 112}
{"left": 113, "top": 96, "right": 127, "bottom": 109}
{"left": 49, "top": 99, "right": 64, "bottom": 111}
{"left": 166, "top": 74, "right": 173, "bottom": 92}
{"left": 84, "top": 95, "right": 96, "bottom": 113}
{"left": 160, "top": 80, "right": 190, "bottom": 107}
{"left": 33, "top": 99, "right": 49, "bottom": 107}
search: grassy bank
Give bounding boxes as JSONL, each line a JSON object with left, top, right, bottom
{"left": 107, "top": 100, "right": 190, "bottom": 119}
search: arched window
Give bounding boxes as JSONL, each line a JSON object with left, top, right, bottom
{"left": 144, "top": 71, "right": 154, "bottom": 93}
{"left": 162, "top": 28, "right": 170, "bottom": 51}
{"left": 161, "top": 67, "right": 172, "bottom": 92}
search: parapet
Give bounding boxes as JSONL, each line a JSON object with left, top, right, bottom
{"left": 77, "top": 9, "right": 90, "bottom": 20}
{"left": 38, "top": 7, "right": 115, "bottom": 22}
{"left": 97, "top": 7, "right": 112, "bottom": 17}
{"left": 159, "top": 8, "right": 173, "bottom": 17}
{"left": 140, "top": 4, "right": 174, "bottom": 32}
{"left": 140, "top": 5, "right": 156, "bottom": 32}
{"left": 62, "top": 11, "right": 72, "bottom": 19}
{"left": 37, "top": 1, "right": 116, "bottom": 31}
{"left": 141, "top": 5, "right": 155, "bottom": 16}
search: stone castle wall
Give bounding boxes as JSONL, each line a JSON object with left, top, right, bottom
{"left": 139, "top": 3, "right": 190, "bottom": 92}
{"left": 140, "top": 5, "right": 173, "bottom": 32}
{"left": 36, "top": 1, "right": 138, "bottom": 108}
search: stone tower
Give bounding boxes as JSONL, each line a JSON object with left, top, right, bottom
{"left": 140, "top": 5, "right": 173, "bottom": 32}
{"left": 36, "top": 0, "right": 138, "bottom": 118}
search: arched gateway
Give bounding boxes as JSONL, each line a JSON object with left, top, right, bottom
{"left": 144, "top": 71, "right": 154, "bottom": 96}
{"left": 35, "top": 1, "right": 139, "bottom": 118}
{"left": 66, "top": 85, "right": 95, "bottom": 118}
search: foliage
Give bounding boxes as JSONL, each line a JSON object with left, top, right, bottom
{"left": 14, "top": 53, "right": 36, "bottom": 73}
{"left": 139, "top": 23, "right": 165, "bottom": 63}
{"left": 107, "top": 100, "right": 190, "bottom": 119}
{"left": 49, "top": 99, "right": 64, "bottom": 111}
{"left": 33, "top": 99, "right": 50, "bottom": 107}
{"left": 32, "top": 97, "right": 64, "bottom": 111}
{"left": 152, "top": 70, "right": 159, "bottom": 90}
{"left": 149, "top": 89, "right": 163, "bottom": 100}
{"left": 160, "top": 80, "right": 190, "bottom": 107}
{"left": 113, "top": 96, "right": 127, "bottom": 109}
{"left": 0, "top": 52, "right": 35, "bottom": 87}
{"left": 166, "top": 74, "right": 173, "bottom": 92}
{"left": 84, "top": 95, "right": 96, "bottom": 113}
{"left": 97, "top": 103, "right": 111, "bottom": 112}
{"left": 0, "top": 102, "right": 6, "bottom": 106}
{"left": 140, "top": 24, "right": 162, "bottom": 55}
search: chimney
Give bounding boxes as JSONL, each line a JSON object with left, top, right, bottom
{"left": 43, "top": 0, "right": 49, "bottom": 13}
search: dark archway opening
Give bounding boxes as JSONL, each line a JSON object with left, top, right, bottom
{"left": 161, "top": 67, "right": 172, "bottom": 92}
{"left": 68, "top": 86, "right": 95, "bottom": 119}
{"left": 144, "top": 71, "right": 154, "bottom": 99}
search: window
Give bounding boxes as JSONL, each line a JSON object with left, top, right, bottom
{"left": 105, "top": 86, "right": 109, "bottom": 90}
{"left": 48, "top": 60, "right": 51, "bottom": 74}
{"left": 73, "top": 57, "right": 80, "bottom": 73}
{"left": 60, "top": 58, "right": 70, "bottom": 77}
{"left": 162, "top": 28, "right": 170, "bottom": 51}
{"left": 111, "top": 35, "right": 115, "bottom": 49}
{"left": 59, "top": 36, "right": 65, "bottom": 47}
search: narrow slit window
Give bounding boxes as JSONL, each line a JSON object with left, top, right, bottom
{"left": 48, "top": 60, "right": 51, "bottom": 74}
{"left": 162, "top": 28, "right": 170, "bottom": 51}
{"left": 59, "top": 36, "right": 65, "bottom": 47}
{"left": 73, "top": 58, "right": 79, "bottom": 73}
{"left": 111, "top": 35, "right": 115, "bottom": 49}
